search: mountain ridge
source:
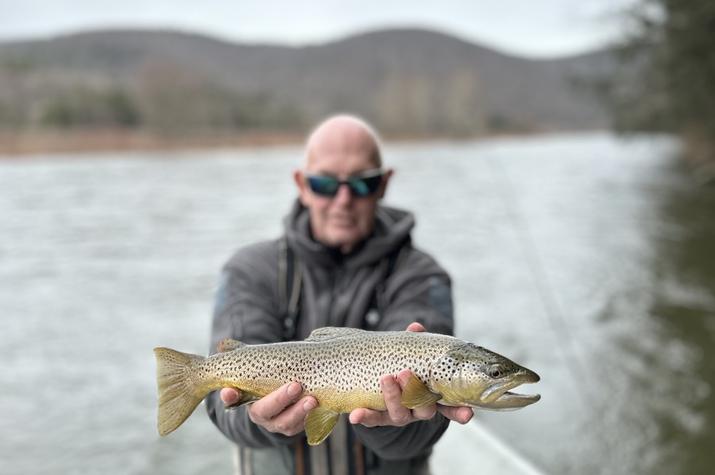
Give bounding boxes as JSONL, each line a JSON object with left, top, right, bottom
{"left": 0, "top": 27, "right": 612, "bottom": 136}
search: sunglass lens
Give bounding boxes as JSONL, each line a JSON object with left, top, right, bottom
{"left": 348, "top": 178, "right": 370, "bottom": 196}
{"left": 307, "top": 172, "right": 383, "bottom": 197}
{"left": 307, "top": 176, "right": 339, "bottom": 196}
{"left": 348, "top": 175, "right": 382, "bottom": 196}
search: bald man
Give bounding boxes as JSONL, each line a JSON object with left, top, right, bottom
{"left": 206, "top": 115, "right": 471, "bottom": 475}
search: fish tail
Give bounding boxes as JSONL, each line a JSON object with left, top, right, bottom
{"left": 153, "top": 347, "right": 216, "bottom": 436}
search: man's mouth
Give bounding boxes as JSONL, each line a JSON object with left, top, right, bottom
{"left": 329, "top": 215, "right": 355, "bottom": 226}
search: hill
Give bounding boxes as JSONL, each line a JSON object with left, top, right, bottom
{"left": 0, "top": 27, "right": 613, "bottom": 140}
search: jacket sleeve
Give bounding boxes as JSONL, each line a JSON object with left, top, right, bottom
{"left": 352, "top": 247, "right": 454, "bottom": 459}
{"left": 204, "top": 242, "right": 300, "bottom": 448}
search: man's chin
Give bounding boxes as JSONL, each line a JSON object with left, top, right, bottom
{"left": 326, "top": 231, "right": 363, "bottom": 252}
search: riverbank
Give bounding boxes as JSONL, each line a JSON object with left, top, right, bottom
{"left": 0, "top": 128, "right": 556, "bottom": 159}
{"left": 0, "top": 129, "right": 308, "bottom": 158}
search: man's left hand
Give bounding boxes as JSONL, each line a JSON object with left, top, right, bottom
{"left": 348, "top": 322, "right": 474, "bottom": 427}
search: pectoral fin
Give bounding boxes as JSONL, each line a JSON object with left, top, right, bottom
{"left": 304, "top": 406, "right": 339, "bottom": 445}
{"left": 401, "top": 373, "right": 442, "bottom": 409}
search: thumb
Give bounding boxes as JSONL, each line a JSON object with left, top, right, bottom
{"left": 406, "top": 322, "right": 426, "bottom": 332}
{"left": 220, "top": 388, "right": 242, "bottom": 407}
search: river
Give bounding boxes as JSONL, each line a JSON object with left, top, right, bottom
{"left": 1, "top": 132, "right": 713, "bottom": 474}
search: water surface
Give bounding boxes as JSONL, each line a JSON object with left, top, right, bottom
{"left": 1, "top": 133, "right": 713, "bottom": 474}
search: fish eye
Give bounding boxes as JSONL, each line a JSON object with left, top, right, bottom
{"left": 488, "top": 365, "right": 504, "bottom": 379}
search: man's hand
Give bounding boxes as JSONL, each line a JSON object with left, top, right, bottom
{"left": 220, "top": 382, "right": 317, "bottom": 437}
{"left": 348, "top": 322, "right": 474, "bottom": 427}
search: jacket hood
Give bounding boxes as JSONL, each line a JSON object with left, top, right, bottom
{"left": 284, "top": 199, "right": 414, "bottom": 268}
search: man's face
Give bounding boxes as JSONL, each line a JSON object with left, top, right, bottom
{"left": 295, "top": 146, "right": 390, "bottom": 253}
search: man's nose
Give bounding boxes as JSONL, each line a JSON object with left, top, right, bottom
{"left": 333, "top": 183, "right": 353, "bottom": 204}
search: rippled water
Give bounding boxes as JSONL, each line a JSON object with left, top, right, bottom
{"left": 1, "top": 133, "right": 713, "bottom": 474}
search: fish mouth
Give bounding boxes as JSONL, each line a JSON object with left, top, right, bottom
{"left": 478, "top": 371, "right": 540, "bottom": 410}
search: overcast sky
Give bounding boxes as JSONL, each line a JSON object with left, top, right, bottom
{"left": 1, "top": 0, "right": 638, "bottom": 58}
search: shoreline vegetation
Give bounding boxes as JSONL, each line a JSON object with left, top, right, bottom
{"left": 3, "top": 128, "right": 714, "bottom": 184}
{"left": 2, "top": 16, "right": 713, "bottom": 165}
{"left": 0, "top": 127, "right": 554, "bottom": 159}
{"left": 0, "top": 129, "right": 306, "bottom": 158}
{"left": 0, "top": 28, "right": 609, "bottom": 161}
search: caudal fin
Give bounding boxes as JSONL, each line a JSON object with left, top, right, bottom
{"left": 153, "top": 347, "right": 211, "bottom": 436}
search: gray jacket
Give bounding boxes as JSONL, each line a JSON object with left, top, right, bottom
{"left": 206, "top": 201, "right": 454, "bottom": 474}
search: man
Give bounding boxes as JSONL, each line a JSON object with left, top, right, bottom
{"left": 206, "top": 115, "right": 472, "bottom": 475}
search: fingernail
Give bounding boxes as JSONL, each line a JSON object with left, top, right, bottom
{"left": 287, "top": 382, "right": 301, "bottom": 397}
{"left": 303, "top": 399, "right": 316, "bottom": 411}
{"left": 398, "top": 370, "right": 412, "bottom": 384}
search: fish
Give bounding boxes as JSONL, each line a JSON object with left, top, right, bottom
{"left": 154, "top": 327, "right": 540, "bottom": 445}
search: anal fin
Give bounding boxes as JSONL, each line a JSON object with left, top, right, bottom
{"left": 401, "top": 373, "right": 442, "bottom": 409}
{"left": 304, "top": 406, "right": 339, "bottom": 445}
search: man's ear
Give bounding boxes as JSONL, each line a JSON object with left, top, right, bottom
{"left": 294, "top": 170, "right": 310, "bottom": 206}
{"left": 378, "top": 169, "right": 394, "bottom": 199}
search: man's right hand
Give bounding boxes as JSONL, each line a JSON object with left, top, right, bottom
{"left": 220, "top": 383, "right": 318, "bottom": 437}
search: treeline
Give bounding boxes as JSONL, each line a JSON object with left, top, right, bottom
{"left": 605, "top": 0, "right": 715, "bottom": 163}
{"left": 0, "top": 61, "right": 304, "bottom": 134}
{"left": 0, "top": 27, "right": 609, "bottom": 145}
{"left": 0, "top": 71, "right": 497, "bottom": 138}
{"left": 0, "top": 62, "right": 494, "bottom": 137}
{"left": 0, "top": 68, "right": 495, "bottom": 137}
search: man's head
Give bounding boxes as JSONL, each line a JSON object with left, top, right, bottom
{"left": 294, "top": 115, "right": 392, "bottom": 253}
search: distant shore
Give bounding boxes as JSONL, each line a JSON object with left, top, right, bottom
{"left": 0, "top": 128, "right": 565, "bottom": 159}
{"left": 0, "top": 129, "right": 311, "bottom": 158}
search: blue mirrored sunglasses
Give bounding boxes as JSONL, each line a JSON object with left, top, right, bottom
{"left": 305, "top": 169, "right": 385, "bottom": 197}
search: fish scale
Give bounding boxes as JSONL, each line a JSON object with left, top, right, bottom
{"left": 154, "top": 327, "right": 540, "bottom": 445}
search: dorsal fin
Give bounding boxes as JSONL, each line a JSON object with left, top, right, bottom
{"left": 216, "top": 338, "right": 245, "bottom": 353}
{"left": 305, "top": 327, "right": 366, "bottom": 342}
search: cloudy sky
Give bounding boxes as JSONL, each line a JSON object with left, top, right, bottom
{"left": 1, "top": 0, "right": 637, "bottom": 58}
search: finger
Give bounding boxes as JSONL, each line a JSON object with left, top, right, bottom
{"left": 264, "top": 396, "right": 318, "bottom": 436}
{"left": 220, "top": 388, "right": 241, "bottom": 406}
{"left": 381, "top": 374, "right": 412, "bottom": 426}
{"left": 406, "top": 322, "right": 426, "bottom": 332}
{"left": 349, "top": 407, "right": 390, "bottom": 428}
{"left": 348, "top": 408, "right": 366, "bottom": 426}
{"left": 412, "top": 404, "right": 437, "bottom": 420}
{"left": 437, "top": 405, "right": 474, "bottom": 424}
{"left": 249, "top": 382, "right": 303, "bottom": 422}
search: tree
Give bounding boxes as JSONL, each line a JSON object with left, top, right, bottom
{"left": 608, "top": 0, "right": 715, "bottom": 162}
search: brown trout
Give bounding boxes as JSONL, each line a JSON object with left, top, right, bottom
{"left": 154, "top": 327, "right": 540, "bottom": 445}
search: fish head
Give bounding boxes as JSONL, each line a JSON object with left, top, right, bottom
{"left": 428, "top": 342, "right": 540, "bottom": 410}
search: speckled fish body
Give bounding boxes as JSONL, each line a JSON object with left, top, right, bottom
{"left": 154, "top": 327, "right": 540, "bottom": 444}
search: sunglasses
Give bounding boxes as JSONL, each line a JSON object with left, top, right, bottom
{"left": 305, "top": 169, "right": 385, "bottom": 197}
